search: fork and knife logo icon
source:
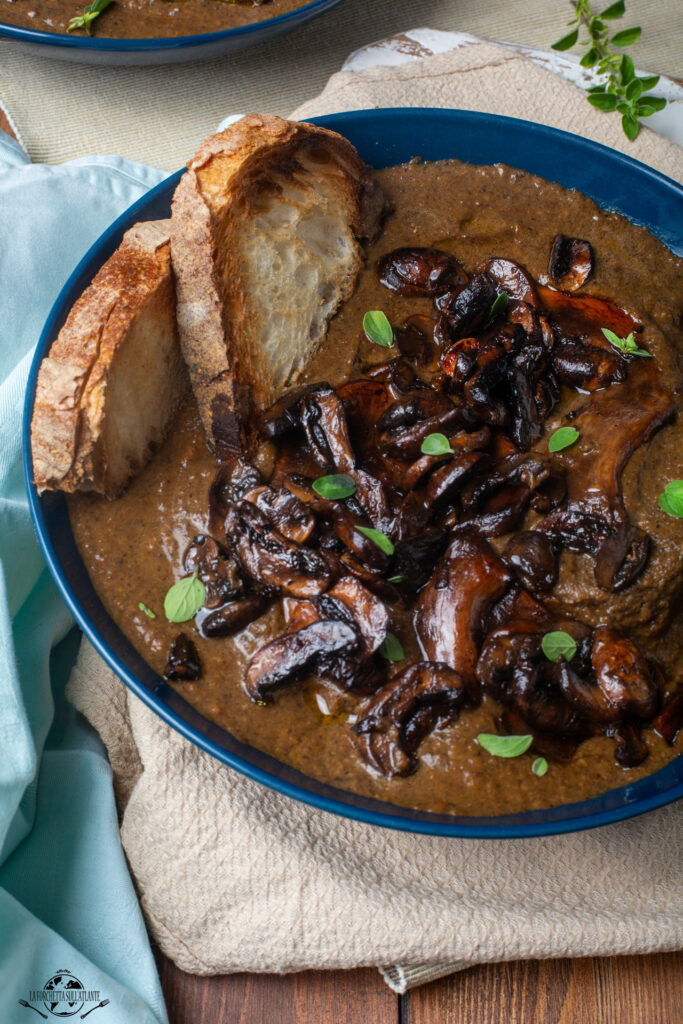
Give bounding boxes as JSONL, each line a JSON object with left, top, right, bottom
{"left": 17, "top": 971, "right": 110, "bottom": 1020}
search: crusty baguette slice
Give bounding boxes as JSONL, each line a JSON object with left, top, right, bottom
{"left": 170, "top": 113, "right": 386, "bottom": 460}
{"left": 31, "top": 220, "right": 187, "bottom": 498}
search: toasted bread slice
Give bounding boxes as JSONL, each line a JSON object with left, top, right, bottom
{"left": 31, "top": 220, "right": 187, "bottom": 498}
{"left": 170, "top": 113, "right": 386, "bottom": 460}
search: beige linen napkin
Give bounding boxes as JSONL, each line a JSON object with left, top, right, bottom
{"left": 66, "top": 41, "right": 683, "bottom": 993}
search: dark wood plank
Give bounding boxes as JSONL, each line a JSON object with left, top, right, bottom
{"left": 404, "top": 953, "right": 683, "bottom": 1024}
{"left": 156, "top": 954, "right": 399, "bottom": 1024}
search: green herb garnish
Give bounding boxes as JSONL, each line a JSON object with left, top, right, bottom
{"left": 489, "top": 291, "right": 508, "bottom": 319}
{"left": 163, "top": 572, "right": 206, "bottom": 624}
{"left": 362, "top": 310, "right": 394, "bottom": 348}
{"left": 477, "top": 733, "right": 533, "bottom": 758}
{"left": 658, "top": 480, "right": 683, "bottom": 519}
{"left": 379, "top": 632, "right": 404, "bottom": 662}
{"left": 67, "top": 0, "right": 112, "bottom": 34}
{"left": 548, "top": 426, "right": 580, "bottom": 453}
{"left": 421, "top": 432, "right": 452, "bottom": 457}
{"left": 312, "top": 473, "right": 356, "bottom": 500}
{"left": 387, "top": 574, "right": 405, "bottom": 584}
{"left": 138, "top": 602, "right": 156, "bottom": 620}
{"left": 356, "top": 526, "right": 395, "bottom": 555}
{"left": 532, "top": 757, "right": 549, "bottom": 777}
{"left": 541, "top": 630, "right": 577, "bottom": 663}
{"left": 602, "top": 327, "right": 652, "bottom": 357}
{"left": 552, "top": 0, "right": 666, "bottom": 141}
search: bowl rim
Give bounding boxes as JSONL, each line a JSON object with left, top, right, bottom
{"left": 0, "top": 0, "right": 341, "bottom": 51}
{"left": 23, "top": 107, "right": 683, "bottom": 838}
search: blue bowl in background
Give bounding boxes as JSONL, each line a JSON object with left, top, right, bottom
{"left": 0, "top": 0, "right": 343, "bottom": 65}
{"left": 23, "top": 109, "right": 683, "bottom": 837}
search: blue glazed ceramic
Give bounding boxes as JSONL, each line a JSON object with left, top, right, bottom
{"left": 0, "top": 0, "right": 343, "bottom": 65}
{"left": 23, "top": 109, "right": 683, "bottom": 837}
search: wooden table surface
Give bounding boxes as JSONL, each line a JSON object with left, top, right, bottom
{"left": 155, "top": 951, "right": 683, "bottom": 1023}
{"left": 4, "top": 109, "right": 679, "bottom": 1024}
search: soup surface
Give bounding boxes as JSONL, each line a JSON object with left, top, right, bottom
{"left": 1, "top": 0, "right": 309, "bottom": 38}
{"left": 68, "top": 158, "right": 683, "bottom": 816}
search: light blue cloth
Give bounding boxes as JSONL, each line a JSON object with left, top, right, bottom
{"left": 0, "top": 128, "right": 169, "bottom": 1023}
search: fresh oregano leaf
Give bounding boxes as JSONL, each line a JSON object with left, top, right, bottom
{"left": 637, "top": 75, "right": 660, "bottom": 91}
{"left": 552, "top": 28, "right": 579, "bottom": 50}
{"left": 601, "top": 0, "right": 625, "bottom": 19}
{"left": 363, "top": 310, "right": 394, "bottom": 348}
{"left": 658, "top": 481, "right": 683, "bottom": 518}
{"left": 620, "top": 54, "right": 635, "bottom": 82}
{"left": 67, "top": 0, "right": 112, "bottom": 33}
{"left": 637, "top": 96, "right": 667, "bottom": 115}
{"left": 477, "top": 733, "right": 533, "bottom": 758}
{"left": 548, "top": 426, "right": 580, "bottom": 453}
{"left": 312, "top": 474, "right": 356, "bottom": 500}
{"left": 489, "top": 291, "right": 509, "bottom": 318}
{"left": 581, "top": 47, "right": 600, "bottom": 67}
{"left": 421, "top": 432, "right": 453, "bottom": 457}
{"left": 379, "top": 632, "right": 404, "bottom": 661}
{"left": 601, "top": 327, "right": 652, "bottom": 357}
{"left": 356, "top": 526, "right": 395, "bottom": 555}
{"left": 387, "top": 574, "right": 405, "bottom": 584}
{"left": 164, "top": 572, "right": 206, "bottom": 623}
{"left": 138, "top": 602, "right": 156, "bottom": 619}
{"left": 622, "top": 113, "right": 639, "bottom": 140}
{"left": 532, "top": 757, "right": 549, "bottom": 777}
{"left": 625, "top": 79, "right": 643, "bottom": 101}
{"left": 588, "top": 92, "right": 619, "bottom": 111}
{"left": 611, "top": 26, "right": 642, "bottom": 47}
{"left": 541, "top": 630, "right": 577, "bottom": 663}
{"left": 658, "top": 492, "right": 683, "bottom": 518}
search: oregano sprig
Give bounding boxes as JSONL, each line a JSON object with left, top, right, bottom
{"left": 552, "top": 0, "right": 666, "bottom": 140}
{"left": 67, "top": 0, "right": 112, "bottom": 34}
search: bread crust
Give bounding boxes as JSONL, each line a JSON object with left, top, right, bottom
{"left": 170, "top": 113, "right": 385, "bottom": 461}
{"left": 31, "top": 220, "right": 185, "bottom": 498}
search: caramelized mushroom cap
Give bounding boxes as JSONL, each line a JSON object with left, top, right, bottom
{"left": 436, "top": 272, "right": 497, "bottom": 340}
{"left": 209, "top": 460, "right": 263, "bottom": 531}
{"left": 611, "top": 723, "right": 649, "bottom": 768}
{"left": 414, "top": 531, "right": 512, "bottom": 699}
{"left": 246, "top": 619, "right": 359, "bottom": 703}
{"left": 354, "top": 661, "right": 468, "bottom": 776}
{"left": 394, "top": 316, "right": 440, "bottom": 369}
{"left": 378, "top": 246, "right": 468, "bottom": 298}
{"left": 164, "top": 633, "right": 201, "bottom": 682}
{"left": 541, "top": 356, "right": 674, "bottom": 590}
{"left": 591, "top": 625, "right": 658, "bottom": 719}
{"left": 503, "top": 530, "right": 558, "bottom": 592}
{"left": 476, "top": 257, "right": 539, "bottom": 304}
{"left": 243, "top": 485, "right": 316, "bottom": 545}
{"left": 548, "top": 235, "right": 593, "bottom": 292}
{"left": 299, "top": 386, "right": 356, "bottom": 473}
{"left": 199, "top": 595, "right": 270, "bottom": 638}
{"left": 318, "top": 576, "right": 389, "bottom": 657}
{"left": 257, "top": 383, "right": 329, "bottom": 439}
{"left": 225, "top": 500, "right": 333, "bottom": 598}
{"left": 652, "top": 688, "right": 683, "bottom": 745}
{"left": 184, "top": 535, "right": 244, "bottom": 609}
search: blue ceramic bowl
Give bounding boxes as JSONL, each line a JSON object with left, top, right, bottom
{"left": 0, "top": 0, "right": 343, "bottom": 65}
{"left": 24, "top": 109, "right": 683, "bottom": 837}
